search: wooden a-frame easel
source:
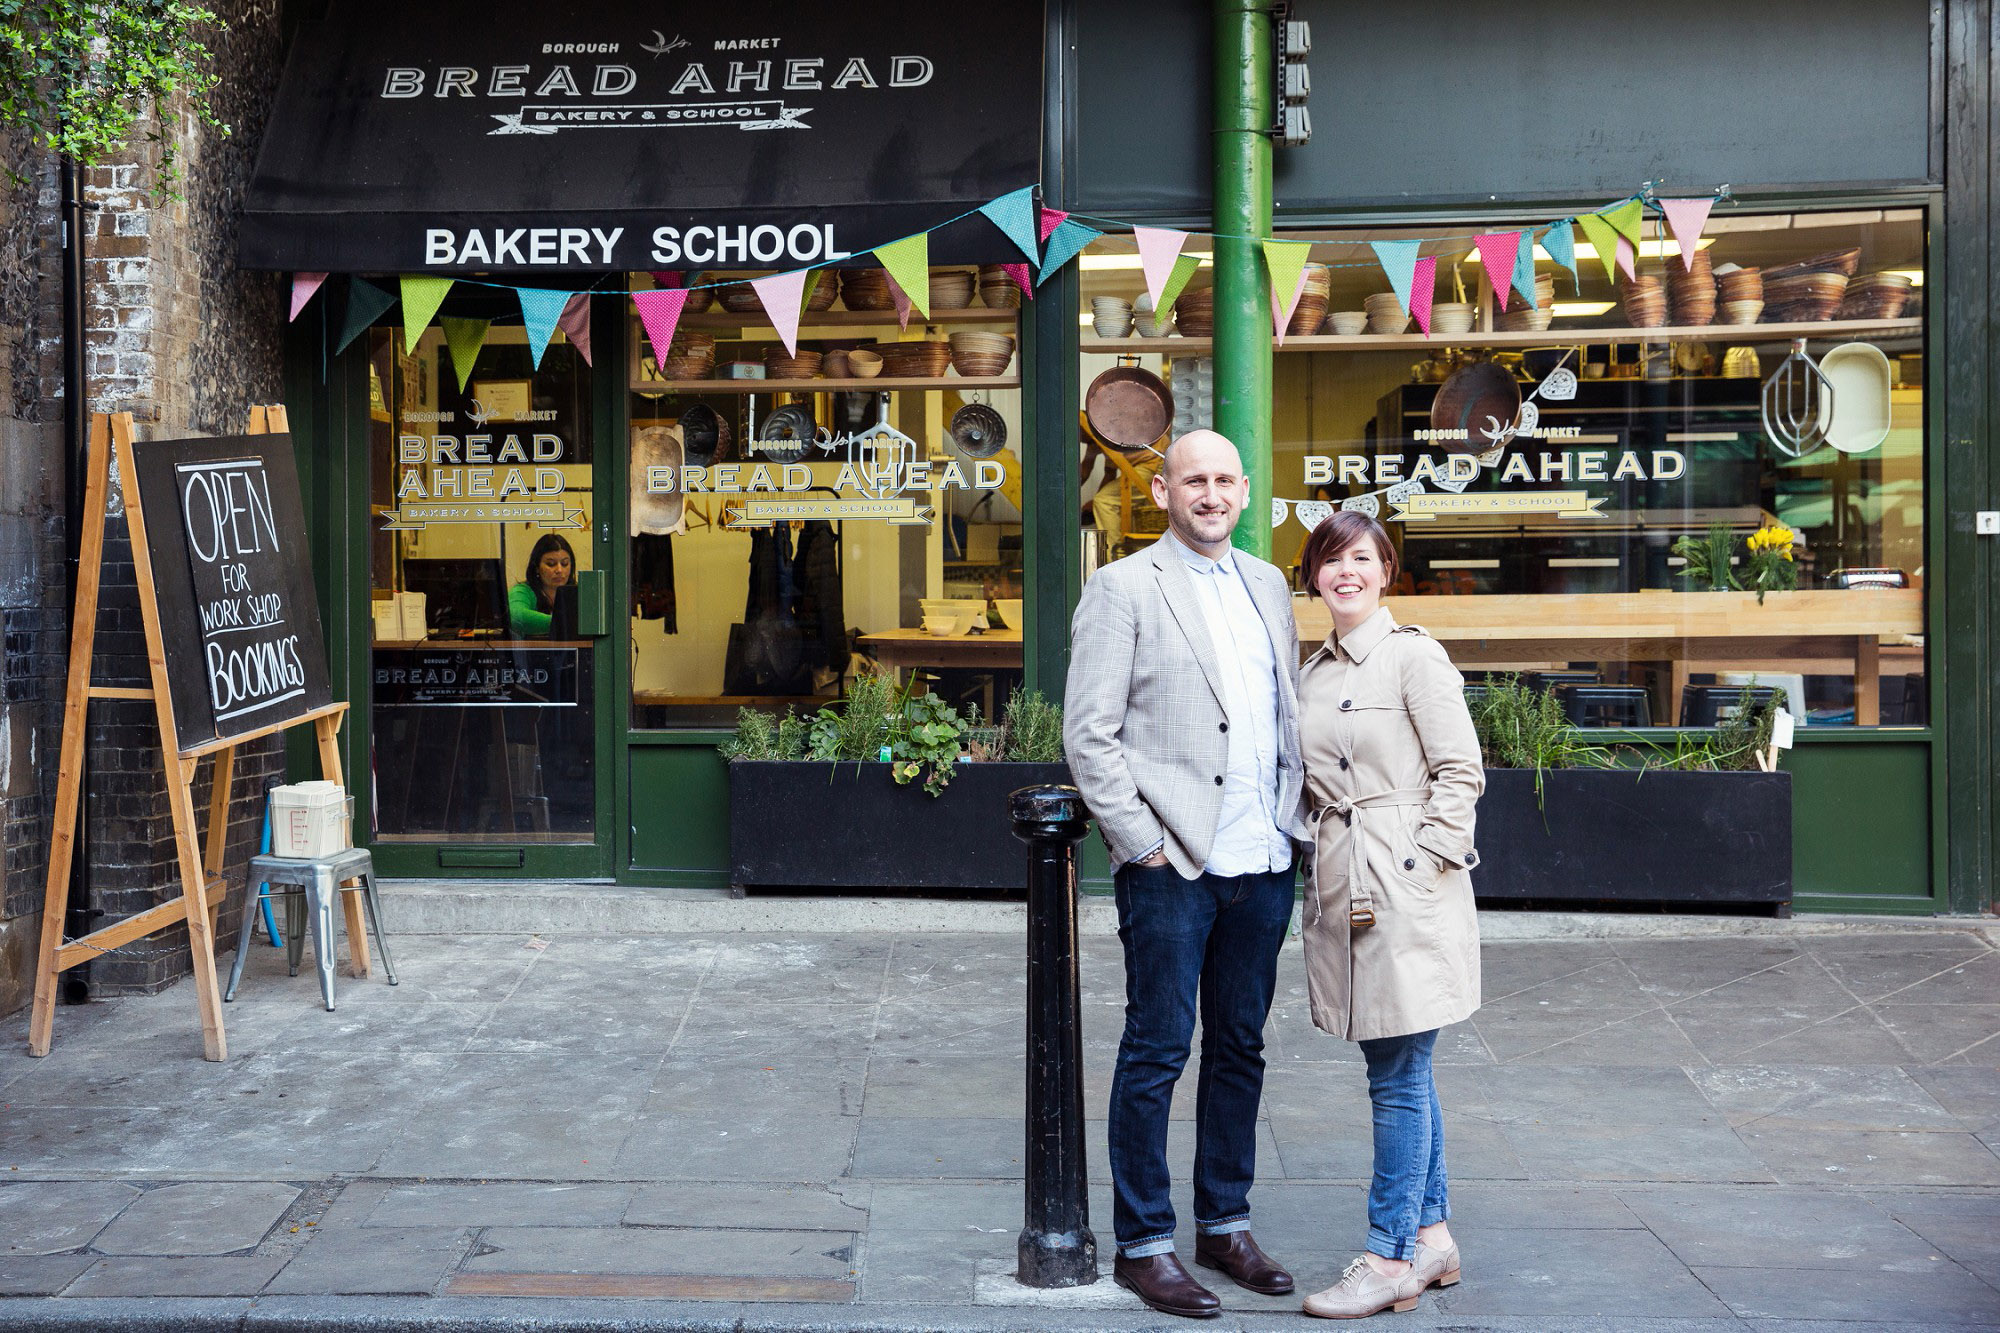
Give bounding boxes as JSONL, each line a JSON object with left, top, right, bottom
{"left": 28, "top": 407, "right": 355, "bottom": 1061}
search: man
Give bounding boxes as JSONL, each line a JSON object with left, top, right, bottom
{"left": 1063, "top": 429, "right": 1306, "bottom": 1319}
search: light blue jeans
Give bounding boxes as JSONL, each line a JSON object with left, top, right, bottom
{"left": 1357, "top": 1029, "right": 1449, "bottom": 1261}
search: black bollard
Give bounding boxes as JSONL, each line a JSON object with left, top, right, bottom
{"left": 1010, "top": 783, "right": 1098, "bottom": 1288}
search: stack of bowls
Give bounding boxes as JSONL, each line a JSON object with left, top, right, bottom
{"left": 978, "top": 264, "right": 1023, "bottom": 309}
{"left": 1620, "top": 272, "right": 1668, "bottom": 328}
{"left": 1134, "top": 294, "right": 1174, "bottom": 338}
{"left": 1667, "top": 250, "right": 1717, "bottom": 326}
{"left": 804, "top": 276, "right": 838, "bottom": 313}
{"left": 762, "top": 347, "right": 823, "bottom": 380}
{"left": 1326, "top": 311, "right": 1370, "bottom": 336}
{"left": 717, "top": 282, "right": 765, "bottom": 314}
{"left": 948, "top": 330, "right": 1015, "bottom": 377}
{"left": 879, "top": 340, "right": 953, "bottom": 378}
{"left": 1495, "top": 273, "right": 1557, "bottom": 331}
{"left": 1838, "top": 271, "right": 1915, "bottom": 320}
{"left": 1176, "top": 287, "right": 1216, "bottom": 336}
{"left": 1286, "top": 264, "right": 1332, "bottom": 337}
{"left": 1764, "top": 271, "right": 1849, "bottom": 322}
{"left": 1430, "top": 302, "right": 1475, "bottom": 335}
{"left": 1363, "top": 292, "right": 1409, "bottom": 334}
{"left": 659, "top": 332, "right": 716, "bottom": 380}
{"left": 931, "top": 269, "right": 976, "bottom": 310}
{"left": 1717, "top": 266, "right": 1765, "bottom": 325}
{"left": 1091, "top": 295, "right": 1134, "bottom": 338}
{"left": 840, "top": 269, "right": 898, "bottom": 311}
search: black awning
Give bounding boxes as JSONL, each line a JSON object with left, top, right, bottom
{"left": 241, "top": 2, "right": 1044, "bottom": 273}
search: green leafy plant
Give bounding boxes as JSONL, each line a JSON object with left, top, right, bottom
{"left": 891, "top": 689, "right": 967, "bottom": 796}
{"left": 2, "top": 0, "right": 229, "bottom": 190}
{"left": 1000, "top": 689, "right": 1065, "bottom": 763}
{"left": 718, "top": 707, "right": 778, "bottom": 760}
{"left": 1714, "top": 682, "right": 1783, "bottom": 771}
{"left": 1466, "top": 676, "right": 1613, "bottom": 804}
{"left": 1671, "top": 522, "right": 1744, "bottom": 592}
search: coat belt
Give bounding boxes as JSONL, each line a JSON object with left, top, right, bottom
{"left": 1307, "top": 787, "right": 1431, "bottom": 929}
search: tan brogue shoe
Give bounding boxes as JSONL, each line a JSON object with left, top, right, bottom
{"left": 1411, "top": 1237, "right": 1460, "bottom": 1290}
{"left": 1301, "top": 1255, "right": 1423, "bottom": 1319}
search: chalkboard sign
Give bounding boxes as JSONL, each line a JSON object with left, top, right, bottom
{"left": 128, "top": 433, "right": 333, "bottom": 751}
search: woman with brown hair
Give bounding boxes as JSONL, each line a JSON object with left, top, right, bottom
{"left": 1293, "top": 511, "right": 1484, "bottom": 1320}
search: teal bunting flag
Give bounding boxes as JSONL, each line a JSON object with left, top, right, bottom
{"left": 978, "top": 187, "right": 1042, "bottom": 267}
{"left": 1542, "top": 220, "right": 1579, "bottom": 292}
{"left": 1511, "top": 228, "right": 1540, "bottom": 308}
{"left": 1037, "top": 217, "right": 1102, "bottom": 285}
{"left": 517, "top": 288, "right": 570, "bottom": 371}
{"left": 1369, "top": 240, "right": 1422, "bottom": 313}
{"left": 335, "top": 277, "right": 396, "bottom": 355}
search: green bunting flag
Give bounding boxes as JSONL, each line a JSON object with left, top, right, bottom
{"left": 335, "top": 277, "right": 396, "bottom": 355}
{"left": 1261, "top": 238, "right": 1314, "bottom": 335}
{"left": 399, "top": 275, "right": 453, "bottom": 351}
{"left": 441, "top": 317, "right": 490, "bottom": 392}
{"left": 1599, "top": 197, "right": 1645, "bottom": 250}
{"left": 1574, "top": 211, "right": 1624, "bottom": 284}
{"left": 1154, "top": 252, "right": 1203, "bottom": 324}
{"left": 874, "top": 233, "right": 932, "bottom": 320}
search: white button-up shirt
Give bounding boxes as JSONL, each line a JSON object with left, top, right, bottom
{"left": 1170, "top": 532, "right": 1292, "bottom": 876}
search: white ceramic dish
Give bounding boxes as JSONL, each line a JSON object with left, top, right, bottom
{"left": 1816, "top": 342, "right": 1893, "bottom": 453}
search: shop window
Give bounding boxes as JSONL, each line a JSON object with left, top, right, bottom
{"left": 1078, "top": 208, "right": 1927, "bottom": 728}
{"left": 364, "top": 323, "right": 598, "bottom": 841}
{"left": 626, "top": 267, "right": 1027, "bottom": 731}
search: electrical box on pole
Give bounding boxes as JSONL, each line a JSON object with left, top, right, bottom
{"left": 1275, "top": 7, "right": 1311, "bottom": 147}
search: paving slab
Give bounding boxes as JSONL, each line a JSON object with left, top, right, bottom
{"left": 626, "top": 1182, "right": 869, "bottom": 1232}
{"left": 1874, "top": 1003, "right": 2000, "bottom": 1064}
{"left": 1810, "top": 939, "right": 1996, "bottom": 1002}
{"left": 871, "top": 1002, "right": 1026, "bottom": 1060}
{"left": 0, "top": 1180, "right": 140, "bottom": 1255}
{"left": 1428, "top": 1224, "right": 1735, "bottom": 1319}
{"left": 365, "top": 1183, "right": 636, "bottom": 1228}
{"left": 852, "top": 1115, "right": 1025, "bottom": 1179}
{"left": 0, "top": 1253, "right": 95, "bottom": 1295}
{"left": 463, "top": 1225, "right": 856, "bottom": 1278}
{"left": 1689, "top": 1064, "right": 1964, "bottom": 1132}
{"left": 1696, "top": 1262, "right": 2000, "bottom": 1323}
{"left": 614, "top": 1111, "right": 860, "bottom": 1182}
{"left": 884, "top": 937, "right": 1031, "bottom": 1006}
{"left": 671, "top": 1000, "right": 880, "bottom": 1061}
{"left": 864, "top": 1054, "right": 1025, "bottom": 1118}
{"left": 64, "top": 1253, "right": 289, "bottom": 1297}
{"left": 1502, "top": 1121, "right": 1776, "bottom": 1184}
{"left": 1618, "top": 1186, "right": 1942, "bottom": 1269}
{"left": 701, "top": 937, "right": 894, "bottom": 1004}
{"left": 91, "top": 1181, "right": 299, "bottom": 1256}
{"left": 651, "top": 1055, "right": 867, "bottom": 1118}
{"left": 262, "top": 1225, "right": 470, "bottom": 1295}
{"left": 1739, "top": 1126, "right": 2000, "bottom": 1187}
{"left": 1454, "top": 1064, "right": 1717, "bottom": 1127}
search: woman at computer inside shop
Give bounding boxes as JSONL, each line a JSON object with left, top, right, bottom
{"left": 507, "top": 533, "right": 574, "bottom": 638}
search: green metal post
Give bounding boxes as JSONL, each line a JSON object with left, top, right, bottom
{"left": 1214, "top": 1, "right": 1274, "bottom": 560}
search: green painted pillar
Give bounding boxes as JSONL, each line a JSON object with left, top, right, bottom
{"left": 1214, "top": 0, "right": 1274, "bottom": 560}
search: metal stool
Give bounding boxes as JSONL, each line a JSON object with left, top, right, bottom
{"left": 224, "top": 848, "right": 397, "bottom": 1010}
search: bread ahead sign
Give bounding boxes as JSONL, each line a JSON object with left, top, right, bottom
{"left": 241, "top": 2, "right": 1042, "bottom": 273}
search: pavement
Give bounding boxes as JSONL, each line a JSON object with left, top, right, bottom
{"left": 0, "top": 911, "right": 1996, "bottom": 1332}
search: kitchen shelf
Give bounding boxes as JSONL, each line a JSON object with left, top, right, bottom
{"left": 1083, "top": 318, "right": 1923, "bottom": 354}
{"left": 629, "top": 375, "right": 1019, "bottom": 395}
{"left": 672, "top": 308, "right": 1018, "bottom": 330}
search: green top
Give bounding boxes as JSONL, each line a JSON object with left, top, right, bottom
{"left": 508, "top": 581, "right": 552, "bottom": 637}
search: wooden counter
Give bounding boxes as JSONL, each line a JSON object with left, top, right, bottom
{"left": 858, "top": 628, "right": 1025, "bottom": 672}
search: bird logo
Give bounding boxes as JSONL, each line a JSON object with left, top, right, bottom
{"left": 640, "top": 30, "right": 687, "bottom": 57}
{"left": 467, "top": 399, "right": 494, "bottom": 428}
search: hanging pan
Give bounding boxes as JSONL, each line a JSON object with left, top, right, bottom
{"left": 1084, "top": 356, "right": 1172, "bottom": 453}
{"left": 948, "top": 403, "right": 1008, "bottom": 458}
{"left": 1431, "top": 360, "right": 1522, "bottom": 451}
{"left": 755, "top": 402, "right": 817, "bottom": 465}
{"left": 677, "top": 403, "right": 732, "bottom": 466}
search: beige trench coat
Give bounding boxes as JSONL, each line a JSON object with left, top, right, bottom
{"left": 1299, "top": 607, "right": 1484, "bottom": 1041}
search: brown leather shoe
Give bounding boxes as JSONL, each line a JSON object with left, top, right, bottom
{"left": 1113, "top": 1251, "right": 1222, "bottom": 1319}
{"left": 1194, "top": 1229, "right": 1296, "bottom": 1295}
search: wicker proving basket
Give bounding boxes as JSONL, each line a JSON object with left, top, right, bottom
{"left": 840, "top": 269, "right": 898, "bottom": 311}
{"left": 978, "top": 264, "right": 1023, "bottom": 309}
{"left": 804, "top": 275, "right": 838, "bottom": 312}
{"left": 878, "top": 340, "right": 952, "bottom": 378}
{"left": 658, "top": 354, "right": 715, "bottom": 381}
{"left": 930, "top": 269, "right": 976, "bottom": 310}
{"left": 1175, "top": 287, "right": 1216, "bottom": 336}
{"left": 948, "top": 331, "right": 1015, "bottom": 377}
{"left": 717, "top": 282, "right": 765, "bottom": 314}
{"left": 762, "top": 348, "right": 823, "bottom": 380}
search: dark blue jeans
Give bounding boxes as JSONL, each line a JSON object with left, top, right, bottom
{"left": 1357, "top": 1028, "right": 1449, "bottom": 1260}
{"left": 1108, "top": 862, "right": 1295, "bottom": 1258}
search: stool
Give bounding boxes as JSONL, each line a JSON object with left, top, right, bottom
{"left": 1557, "top": 684, "right": 1653, "bottom": 728}
{"left": 223, "top": 848, "right": 397, "bottom": 1010}
{"left": 1679, "top": 684, "right": 1784, "bottom": 728}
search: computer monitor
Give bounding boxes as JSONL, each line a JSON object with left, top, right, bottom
{"left": 400, "top": 557, "right": 507, "bottom": 632}
{"left": 549, "top": 583, "right": 579, "bottom": 639}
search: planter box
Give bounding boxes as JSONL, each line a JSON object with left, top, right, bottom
{"left": 728, "top": 761, "right": 1072, "bottom": 890}
{"left": 1473, "top": 767, "right": 1792, "bottom": 907}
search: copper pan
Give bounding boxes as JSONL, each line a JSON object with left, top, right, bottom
{"left": 1084, "top": 356, "right": 1172, "bottom": 452}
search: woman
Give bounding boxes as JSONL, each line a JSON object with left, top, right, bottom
{"left": 508, "top": 533, "right": 574, "bottom": 638}
{"left": 1295, "top": 511, "right": 1484, "bottom": 1320}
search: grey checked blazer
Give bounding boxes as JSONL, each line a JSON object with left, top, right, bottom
{"left": 1062, "top": 536, "right": 1309, "bottom": 878}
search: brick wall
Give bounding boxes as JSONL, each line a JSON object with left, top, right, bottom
{"left": 0, "top": 0, "right": 291, "bottom": 1013}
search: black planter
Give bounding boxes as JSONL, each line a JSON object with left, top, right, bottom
{"left": 728, "top": 761, "right": 1073, "bottom": 890}
{"left": 1473, "top": 767, "right": 1792, "bottom": 907}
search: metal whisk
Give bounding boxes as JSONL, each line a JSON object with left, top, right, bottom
{"left": 1761, "top": 338, "right": 1834, "bottom": 458}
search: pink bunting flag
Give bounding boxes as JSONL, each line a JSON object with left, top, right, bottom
{"left": 1271, "top": 266, "right": 1311, "bottom": 346}
{"left": 1037, "top": 207, "right": 1068, "bottom": 243}
{"left": 750, "top": 271, "right": 810, "bottom": 356}
{"left": 1471, "top": 233, "right": 1523, "bottom": 311}
{"left": 1133, "top": 226, "right": 1190, "bottom": 313}
{"left": 557, "top": 294, "right": 593, "bottom": 367}
{"left": 890, "top": 280, "right": 914, "bottom": 330}
{"left": 1614, "top": 236, "right": 1637, "bottom": 282}
{"left": 1409, "top": 256, "right": 1437, "bottom": 336}
{"left": 631, "top": 288, "right": 690, "bottom": 363}
{"left": 1002, "top": 262, "right": 1034, "bottom": 301}
{"left": 289, "top": 272, "right": 328, "bottom": 322}
{"left": 1660, "top": 197, "right": 1715, "bottom": 270}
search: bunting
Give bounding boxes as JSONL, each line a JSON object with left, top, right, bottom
{"left": 1409, "top": 256, "right": 1437, "bottom": 336}
{"left": 335, "top": 277, "right": 396, "bottom": 355}
{"left": 750, "top": 270, "right": 810, "bottom": 355}
{"left": 874, "top": 233, "right": 932, "bottom": 321}
{"left": 399, "top": 275, "right": 453, "bottom": 351}
{"left": 517, "top": 287, "right": 569, "bottom": 370}
{"left": 1262, "top": 238, "right": 1314, "bottom": 342}
{"left": 978, "top": 186, "right": 1042, "bottom": 266}
{"left": 1134, "top": 226, "right": 1192, "bottom": 312}
{"left": 1154, "top": 252, "right": 1202, "bottom": 324}
{"left": 557, "top": 294, "right": 593, "bottom": 367}
{"left": 1574, "top": 212, "right": 1624, "bottom": 284}
{"left": 1599, "top": 197, "right": 1646, "bottom": 250}
{"left": 1542, "top": 219, "right": 1579, "bottom": 291}
{"left": 289, "top": 272, "right": 327, "bottom": 322}
{"left": 1614, "top": 236, "right": 1637, "bottom": 282}
{"left": 1659, "top": 197, "right": 1715, "bottom": 270}
{"left": 631, "top": 288, "right": 691, "bottom": 363}
{"left": 1001, "top": 261, "right": 1034, "bottom": 301}
{"left": 1471, "top": 233, "right": 1522, "bottom": 311}
{"left": 1037, "top": 206, "right": 1068, "bottom": 243}
{"left": 1510, "top": 230, "right": 1540, "bottom": 309}
{"left": 441, "top": 316, "right": 490, "bottom": 392}
{"left": 1037, "top": 217, "right": 1102, "bottom": 286}
{"left": 1370, "top": 239, "right": 1423, "bottom": 315}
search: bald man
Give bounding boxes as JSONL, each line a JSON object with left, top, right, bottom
{"left": 1064, "top": 430, "right": 1307, "bottom": 1318}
